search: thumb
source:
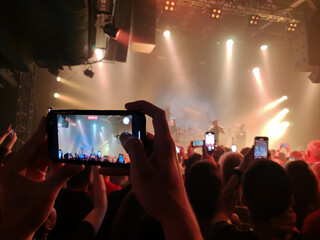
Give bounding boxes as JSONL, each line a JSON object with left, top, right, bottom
{"left": 120, "top": 132, "right": 152, "bottom": 172}
{"left": 44, "top": 164, "right": 84, "bottom": 193}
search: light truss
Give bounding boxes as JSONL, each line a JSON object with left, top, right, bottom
{"left": 175, "top": 0, "right": 307, "bottom": 23}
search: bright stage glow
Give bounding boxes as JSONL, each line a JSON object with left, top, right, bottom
{"left": 252, "top": 67, "right": 263, "bottom": 90}
{"left": 265, "top": 109, "right": 290, "bottom": 139}
{"left": 123, "top": 117, "right": 130, "bottom": 125}
{"left": 54, "top": 93, "right": 60, "bottom": 98}
{"left": 95, "top": 48, "right": 104, "bottom": 61}
{"left": 263, "top": 96, "right": 288, "bottom": 112}
{"left": 226, "top": 39, "right": 233, "bottom": 48}
{"left": 163, "top": 30, "right": 171, "bottom": 38}
{"left": 56, "top": 77, "right": 61, "bottom": 82}
{"left": 260, "top": 45, "right": 268, "bottom": 51}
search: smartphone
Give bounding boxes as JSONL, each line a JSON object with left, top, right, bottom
{"left": 281, "top": 143, "right": 287, "bottom": 147}
{"left": 191, "top": 140, "right": 204, "bottom": 147}
{"left": 97, "top": 151, "right": 101, "bottom": 158}
{"left": 254, "top": 136, "right": 269, "bottom": 159}
{"left": 11, "top": 130, "right": 14, "bottom": 135}
{"left": 118, "top": 154, "right": 124, "bottom": 163}
{"left": 58, "top": 149, "right": 62, "bottom": 159}
{"left": 176, "top": 146, "right": 180, "bottom": 154}
{"left": 47, "top": 110, "right": 146, "bottom": 167}
{"left": 231, "top": 144, "right": 237, "bottom": 152}
{"left": 205, "top": 132, "right": 215, "bottom": 152}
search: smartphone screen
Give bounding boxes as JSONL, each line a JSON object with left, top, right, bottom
{"left": 191, "top": 140, "right": 204, "bottom": 147}
{"left": 176, "top": 146, "right": 180, "bottom": 154}
{"left": 118, "top": 154, "right": 124, "bottom": 163}
{"left": 231, "top": 144, "right": 237, "bottom": 152}
{"left": 47, "top": 110, "right": 146, "bottom": 167}
{"left": 205, "top": 132, "right": 215, "bottom": 152}
{"left": 254, "top": 137, "right": 268, "bottom": 159}
{"left": 282, "top": 143, "right": 287, "bottom": 147}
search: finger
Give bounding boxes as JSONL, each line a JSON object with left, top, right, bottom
{"left": 45, "top": 164, "right": 84, "bottom": 193}
{"left": 125, "top": 101, "right": 170, "bottom": 138}
{"left": 120, "top": 132, "right": 153, "bottom": 173}
{"left": 12, "top": 117, "right": 47, "bottom": 170}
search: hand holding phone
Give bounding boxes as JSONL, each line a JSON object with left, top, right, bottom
{"left": 191, "top": 140, "right": 204, "bottom": 148}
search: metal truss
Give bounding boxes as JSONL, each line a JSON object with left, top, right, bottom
{"left": 176, "top": 0, "right": 307, "bottom": 23}
{"left": 14, "top": 66, "right": 35, "bottom": 150}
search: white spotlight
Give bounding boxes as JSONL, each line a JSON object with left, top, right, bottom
{"left": 56, "top": 77, "right": 61, "bottom": 82}
{"left": 54, "top": 93, "right": 59, "bottom": 98}
{"left": 226, "top": 39, "right": 233, "bottom": 47}
{"left": 95, "top": 48, "right": 104, "bottom": 61}
{"left": 123, "top": 117, "right": 130, "bottom": 125}
{"left": 260, "top": 45, "right": 268, "bottom": 51}
{"left": 163, "top": 30, "right": 171, "bottom": 38}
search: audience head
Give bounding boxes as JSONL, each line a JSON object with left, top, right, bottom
{"left": 312, "top": 162, "right": 320, "bottom": 191}
{"left": 219, "top": 152, "right": 243, "bottom": 183}
{"left": 184, "top": 153, "right": 202, "bottom": 175}
{"left": 185, "top": 161, "right": 223, "bottom": 218}
{"left": 242, "top": 159, "right": 292, "bottom": 223}
{"left": 212, "top": 146, "right": 225, "bottom": 164}
{"left": 240, "top": 147, "right": 251, "bottom": 156}
{"left": 67, "top": 165, "right": 92, "bottom": 190}
{"left": 284, "top": 160, "right": 320, "bottom": 229}
{"left": 307, "top": 140, "right": 320, "bottom": 164}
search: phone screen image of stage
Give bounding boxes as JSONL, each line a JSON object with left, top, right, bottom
{"left": 57, "top": 114, "right": 132, "bottom": 164}
{"left": 254, "top": 139, "right": 268, "bottom": 159}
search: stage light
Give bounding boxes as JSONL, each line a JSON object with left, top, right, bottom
{"left": 226, "top": 39, "right": 234, "bottom": 47}
{"left": 163, "top": 30, "right": 171, "bottom": 38}
{"left": 263, "top": 96, "right": 288, "bottom": 112}
{"left": 84, "top": 69, "right": 94, "bottom": 78}
{"left": 54, "top": 93, "right": 59, "bottom": 98}
{"left": 249, "top": 15, "right": 260, "bottom": 25}
{"left": 165, "top": 0, "right": 175, "bottom": 11}
{"left": 260, "top": 45, "right": 268, "bottom": 51}
{"left": 123, "top": 117, "right": 130, "bottom": 125}
{"left": 94, "top": 48, "right": 104, "bottom": 61}
{"left": 103, "top": 23, "right": 120, "bottom": 39}
{"left": 211, "top": 8, "right": 222, "bottom": 19}
{"left": 56, "top": 77, "right": 61, "bottom": 82}
{"left": 287, "top": 22, "right": 297, "bottom": 32}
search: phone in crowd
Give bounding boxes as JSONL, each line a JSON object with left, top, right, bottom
{"left": 118, "top": 154, "right": 124, "bottom": 163}
{"left": 254, "top": 136, "right": 269, "bottom": 160}
{"left": 281, "top": 143, "right": 287, "bottom": 147}
{"left": 58, "top": 149, "right": 62, "bottom": 159}
{"left": 11, "top": 129, "right": 14, "bottom": 135}
{"left": 231, "top": 144, "right": 237, "bottom": 152}
{"left": 205, "top": 132, "right": 215, "bottom": 152}
{"left": 191, "top": 140, "right": 204, "bottom": 147}
{"left": 176, "top": 146, "right": 180, "bottom": 154}
{"left": 47, "top": 110, "right": 146, "bottom": 167}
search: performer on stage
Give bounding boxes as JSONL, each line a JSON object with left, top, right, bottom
{"left": 235, "top": 123, "right": 246, "bottom": 150}
{"left": 208, "top": 120, "right": 225, "bottom": 146}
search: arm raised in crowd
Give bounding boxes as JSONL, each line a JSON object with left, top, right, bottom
{"left": 83, "top": 166, "right": 108, "bottom": 234}
{"left": 213, "top": 147, "right": 254, "bottom": 223}
{"left": 0, "top": 117, "right": 84, "bottom": 240}
{"left": 100, "top": 100, "right": 203, "bottom": 240}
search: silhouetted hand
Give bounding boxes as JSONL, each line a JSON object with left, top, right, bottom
{"left": 0, "top": 117, "right": 84, "bottom": 240}
{"left": 100, "top": 100, "right": 202, "bottom": 240}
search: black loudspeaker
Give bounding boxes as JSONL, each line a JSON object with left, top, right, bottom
{"left": 293, "top": 15, "right": 320, "bottom": 72}
{"left": 130, "top": 0, "right": 156, "bottom": 53}
{"left": 104, "top": 0, "right": 131, "bottom": 62}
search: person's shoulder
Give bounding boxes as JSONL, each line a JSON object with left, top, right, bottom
{"left": 210, "top": 221, "right": 256, "bottom": 240}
